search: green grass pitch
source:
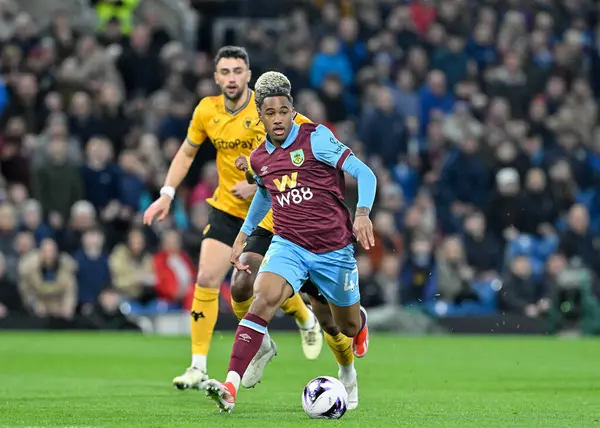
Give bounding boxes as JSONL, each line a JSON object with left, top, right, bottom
{"left": 0, "top": 332, "right": 599, "bottom": 427}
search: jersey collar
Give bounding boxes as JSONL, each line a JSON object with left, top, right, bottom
{"left": 265, "top": 122, "right": 300, "bottom": 154}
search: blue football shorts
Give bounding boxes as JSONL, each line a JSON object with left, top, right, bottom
{"left": 258, "top": 235, "right": 360, "bottom": 307}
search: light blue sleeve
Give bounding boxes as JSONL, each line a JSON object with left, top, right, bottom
{"left": 240, "top": 186, "right": 272, "bottom": 236}
{"left": 341, "top": 155, "right": 377, "bottom": 211}
{"left": 310, "top": 124, "right": 352, "bottom": 169}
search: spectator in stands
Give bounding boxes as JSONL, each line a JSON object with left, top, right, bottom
{"left": 499, "top": 255, "right": 539, "bottom": 318}
{"left": 0, "top": 203, "right": 18, "bottom": 256}
{"left": 437, "top": 137, "right": 487, "bottom": 233}
{"left": 58, "top": 201, "right": 97, "bottom": 253}
{"left": 462, "top": 211, "right": 501, "bottom": 279}
{"left": 559, "top": 205, "right": 600, "bottom": 274}
{"left": 0, "top": 72, "right": 47, "bottom": 134}
{"left": 117, "top": 150, "right": 146, "bottom": 218}
{"left": 74, "top": 228, "right": 111, "bottom": 310}
{"left": 81, "top": 137, "right": 120, "bottom": 214}
{"left": 32, "top": 115, "right": 83, "bottom": 168}
{"left": 18, "top": 238, "right": 76, "bottom": 319}
{"left": 309, "top": 35, "right": 353, "bottom": 89}
{"left": 68, "top": 91, "right": 101, "bottom": 146}
{"left": 109, "top": 228, "right": 155, "bottom": 302}
{"left": 356, "top": 254, "right": 384, "bottom": 308}
{"left": 418, "top": 70, "right": 455, "bottom": 136}
{"left": 0, "top": 252, "right": 21, "bottom": 318}
{"left": 400, "top": 235, "right": 437, "bottom": 304}
{"left": 521, "top": 168, "right": 558, "bottom": 237}
{"left": 486, "top": 168, "right": 525, "bottom": 242}
{"left": 359, "top": 86, "right": 408, "bottom": 165}
{"left": 117, "top": 25, "right": 163, "bottom": 99}
{"left": 548, "top": 160, "right": 578, "bottom": 216}
{"left": 436, "top": 236, "right": 477, "bottom": 304}
{"left": 97, "top": 82, "right": 131, "bottom": 154}
{"left": 1, "top": 117, "right": 30, "bottom": 186}
{"left": 153, "top": 229, "right": 194, "bottom": 309}
{"left": 19, "top": 199, "right": 53, "bottom": 244}
{"left": 30, "top": 136, "right": 84, "bottom": 226}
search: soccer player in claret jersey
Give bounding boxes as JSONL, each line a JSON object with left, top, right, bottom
{"left": 204, "top": 72, "right": 376, "bottom": 413}
{"left": 142, "top": 46, "right": 322, "bottom": 391}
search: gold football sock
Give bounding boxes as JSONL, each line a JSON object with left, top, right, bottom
{"left": 280, "top": 293, "right": 313, "bottom": 328}
{"left": 324, "top": 331, "right": 354, "bottom": 366}
{"left": 190, "top": 285, "right": 220, "bottom": 356}
{"left": 231, "top": 296, "right": 254, "bottom": 321}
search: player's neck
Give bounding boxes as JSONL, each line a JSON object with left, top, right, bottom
{"left": 224, "top": 88, "right": 250, "bottom": 113}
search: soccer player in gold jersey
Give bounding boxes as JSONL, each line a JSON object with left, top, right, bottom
{"left": 143, "top": 46, "right": 322, "bottom": 390}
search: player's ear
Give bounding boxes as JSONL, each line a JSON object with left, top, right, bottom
{"left": 213, "top": 71, "right": 218, "bottom": 86}
{"left": 247, "top": 69, "right": 252, "bottom": 84}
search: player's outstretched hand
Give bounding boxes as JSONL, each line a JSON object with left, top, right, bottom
{"left": 231, "top": 233, "right": 251, "bottom": 274}
{"left": 143, "top": 195, "right": 172, "bottom": 225}
{"left": 354, "top": 209, "right": 375, "bottom": 251}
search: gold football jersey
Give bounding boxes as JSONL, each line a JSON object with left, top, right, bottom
{"left": 187, "top": 90, "right": 311, "bottom": 233}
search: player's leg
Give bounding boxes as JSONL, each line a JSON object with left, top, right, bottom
{"left": 205, "top": 237, "right": 307, "bottom": 412}
{"left": 307, "top": 290, "right": 359, "bottom": 410}
{"left": 173, "top": 209, "right": 239, "bottom": 390}
{"left": 230, "top": 250, "right": 279, "bottom": 389}
{"left": 231, "top": 228, "right": 322, "bottom": 364}
{"left": 309, "top": 245, "right": 369, "bottom": 358}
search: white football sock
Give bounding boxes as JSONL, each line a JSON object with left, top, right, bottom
{"left": 226, "top": 371, "right": 241, "bottom": 393}
{"left": 296, "top": 309, "right": 316, "bottom": 330}
{"left": 338, "top": 362, "right": 356, "bottom": 383}
{"left": 191, "top": 354, "right": 207, "bottom": 372}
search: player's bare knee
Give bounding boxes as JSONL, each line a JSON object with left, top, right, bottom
{"left": 320, "top": 320, "right": 340, "bottom": 336}
{"left": 339, "top": 322, "right": 360, "bottom": 338}
{"left": 196, "top": 269, "right": 222, "bottom": 289}
{"left": 231, "top": 270, "right": 254, "bottom": 302}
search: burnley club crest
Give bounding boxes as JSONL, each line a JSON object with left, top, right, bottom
{"left": 290, "top": 149, "right": 305, "bottom": 167}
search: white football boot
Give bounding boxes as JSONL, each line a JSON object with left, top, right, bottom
{"left": 299, "top": 316, "right": 323, "bottom": 360}
{"left": 172, "top": 367, "right": 208, "bottom": 390}
{"left": 241, "top": 336, "right": 277, "bottom": 388}
{"left": 339, "top": 369, "right": 358, "bottom": 410}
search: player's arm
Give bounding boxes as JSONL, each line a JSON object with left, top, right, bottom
{"left": 239, "top": 176, "right": 272, "bottom": 237}
{"left": 310, "top": 124, "right": 377, "bottom": 249}
{"left": 163, "top": 103, "right": 207, "bottom": 193}
{"left": 231, "top": 177, "right": 272, "bottom": 272}
{"left": 143, "top": 102, "right": 207, "bottom": 225}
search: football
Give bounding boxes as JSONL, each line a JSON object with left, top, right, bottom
{"left": 301, "top": 376, "right": 348, "bottom": 419}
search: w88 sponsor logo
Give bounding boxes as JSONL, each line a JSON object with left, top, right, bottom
{"left": 275, "top": 187, "right": 313, "bottom": 207}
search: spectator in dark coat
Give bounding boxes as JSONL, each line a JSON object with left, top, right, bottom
{"left": 73, "top": 228, "right": 111, "bottom": 308}
{"left": 117, "top": 25, "right": 164, "bottom": 99}
{"left": 462, "top": 212, "right": 502, "bottom": 279}
{"left": 486, "top": 168, "right": 526, "bottom": 242}
{"left": 418, "top": 70, "right": 455, "bottom": 136}
{"left": 500, "top": 256, "right": 540, "bottom": 317}
{"left": 68, "top": 91, "right": 101, "bottom": 147}
{"left": 359, "top": 86, "right": 408, "bottom": 165}
{"left": 436, "top": 138, "right": 488, "bottom": 233}
{"left": 0, "top": 73, "right": 48, "bottom": 133}
{"left": 559, "top": 204, "right": 600, "bottom": 274}
{"left": 0, "top": 252, "right": 23, "bottom": 317}
{"left": 521, "top": 168, "right": 558, "bottom": 237}
{"left": 81, "top": 137, "right": 120, "bottom": 213}
{"left": 30, "top": 137, "right": 84, "bottom": 226}
{"left": 431, "top": 34, "right": 468, "bottom": 90}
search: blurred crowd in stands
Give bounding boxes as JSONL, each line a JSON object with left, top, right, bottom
{"left": 1, "top": 0, "right": 600, "bottom": 331}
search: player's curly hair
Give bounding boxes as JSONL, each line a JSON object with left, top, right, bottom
{"left": 255, "top": 71, "right": 293, "bottom": 108}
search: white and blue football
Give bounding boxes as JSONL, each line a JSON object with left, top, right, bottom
{"left": 301, "top": 376, "right": 348, "bottom": 419}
